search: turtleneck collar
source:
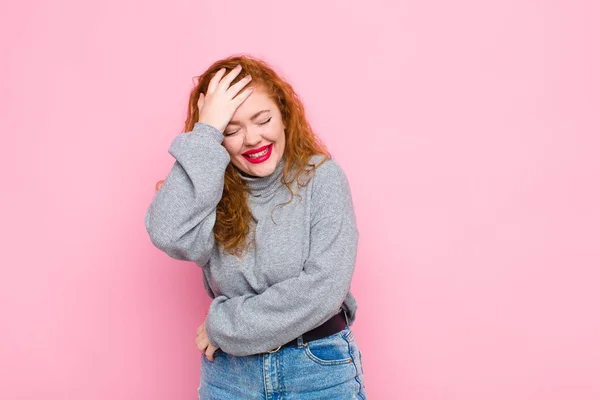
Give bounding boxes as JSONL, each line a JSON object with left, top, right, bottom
{"left": 236, "top": 159, "right": 285, "bottom": 197}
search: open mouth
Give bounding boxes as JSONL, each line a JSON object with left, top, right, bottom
{"left": 242, "top": 144, "right": 273, "bottom": 164}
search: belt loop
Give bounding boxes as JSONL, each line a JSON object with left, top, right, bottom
{"left": 267, "top": 345, "right": 282, "bottom": 353}
{"left": 342, "top": 308, "right": 349, "bottom": 326}
{"left": 297, "top": 334, "right": 305, "bottom": 348}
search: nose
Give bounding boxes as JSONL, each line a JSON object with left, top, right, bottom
{"left": 243, "top": 127, "right": 262, "bottom": 148}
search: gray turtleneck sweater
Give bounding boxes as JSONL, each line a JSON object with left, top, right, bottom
{"left": 145, "top": 122, "right": 359, "bottom": 356}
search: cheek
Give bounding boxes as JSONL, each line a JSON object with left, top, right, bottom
{"left": 267, "top": 123, "right": 286, "bottom": 143}
{"left": 277, "top": 127, "right": 286, "bottom": 147}
{"left": 222, "top": 138, "right": 244, "bottom": 156}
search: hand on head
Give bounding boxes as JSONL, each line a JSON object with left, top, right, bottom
{"left": 155, "top": 64, "right": 254, "bottom": 192}
{"left": 196, "top": 65, "right": 254, "bottom": 134}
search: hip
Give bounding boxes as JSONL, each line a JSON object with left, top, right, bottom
{"left": 198, "top": 326, "right": 367, "bottom": 399}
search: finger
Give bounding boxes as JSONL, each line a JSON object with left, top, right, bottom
{"left": 233, "top": 86, "right": 255, "bottom": 106}
{"left": 155, "top": 180, "right": 164, "bottom": 192}
{"left": 195, "top": 336, "right": 205, "bottom": 352}
{"left": 205, "top": 347, "right": 216, "bottom": 362}
{"left": 196, "top": 325, "right": 203, "bottom": 335}
{"left": 207, "top": 68, "right": 226, "bottom": 95}
{"left": 217, "top": 64, "right": 243, "bottom": 92}
{"left": 227, "top": 74, "right": 252, "bottom": 98}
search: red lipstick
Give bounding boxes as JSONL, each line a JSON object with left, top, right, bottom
{"left": 242, "top": 144, "right": 273, "bottom": 164}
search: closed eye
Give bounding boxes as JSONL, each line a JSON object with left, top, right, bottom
{"left": 224, "top": 117, "right": 271, "bottom": 136}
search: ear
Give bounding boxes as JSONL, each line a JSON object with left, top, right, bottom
{"left": 197, "top": 92, "right": 205, "bottom": 111}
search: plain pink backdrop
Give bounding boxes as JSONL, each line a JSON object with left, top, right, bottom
{"left": 1, "top": 0, "right": 599, "bottom": 399}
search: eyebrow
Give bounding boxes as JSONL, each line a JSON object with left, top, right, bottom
{"left": 228, "top": 110, "right": 271, "bottom": 125}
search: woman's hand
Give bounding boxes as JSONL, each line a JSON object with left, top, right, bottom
{"left": 153, "top": 65, "right": 253, "bottom": 192}
{"left": 196, "top": 65, "right": 254, "bottom": 134}
{"left": 196, "top": 320, "right": 220, "bottom": 361}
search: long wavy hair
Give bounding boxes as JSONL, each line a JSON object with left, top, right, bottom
{"left": 183, "top": 55, "right": 330, "bottom": 256}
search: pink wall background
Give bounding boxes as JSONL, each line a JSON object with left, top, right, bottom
{"left": 1, "top": 0, "right": 599, "bottom": 398}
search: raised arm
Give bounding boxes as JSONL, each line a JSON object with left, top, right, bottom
{"left": 144, "top": 122, "right": 230, "bottom": 266}
{"left": 145, "top": 65, "right": 254, "bottom": 266}
{"left": 204, "top": 160, "right": 359, "bottom": 356}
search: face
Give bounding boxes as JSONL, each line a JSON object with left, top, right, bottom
{"left": 223, "top": 87, "right": 286, "bottom": 177}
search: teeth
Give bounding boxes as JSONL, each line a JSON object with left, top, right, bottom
{"left": 247, "top": 147, "right": 269, "bottom": 158}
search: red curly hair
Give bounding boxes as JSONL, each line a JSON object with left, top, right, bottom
{"left": 180, "top": 54, "right": 330, "bottom": 256}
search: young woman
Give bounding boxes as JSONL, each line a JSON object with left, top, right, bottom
{"left": 145, "top": 55, "right": 367, "bottom": 399}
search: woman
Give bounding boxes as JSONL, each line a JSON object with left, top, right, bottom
{"left": 145, "top": 55, "right": 367, "bottom": 399}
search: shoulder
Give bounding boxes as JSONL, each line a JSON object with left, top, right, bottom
{"left": 306, "top": 155, "right": 357, "bottom": 224}
{"left": 310, "top": 155, "right": 349, "bottom": 188}
{"left": 305, "top": 155, "right": 352, "bottom": 202}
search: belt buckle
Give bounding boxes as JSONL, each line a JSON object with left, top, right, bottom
{"left": 267, "top": 345, "right": 282, "bottom": 353}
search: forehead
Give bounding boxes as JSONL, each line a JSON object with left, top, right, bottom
{"left": 231, "top": 88, "right": 279, "bottom": 120}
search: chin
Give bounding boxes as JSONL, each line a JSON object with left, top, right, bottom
{"left": 245, "top": 162, "right": 276, "bottom": 177}
{"left": 235, "top": 155, "right": 279, "bottom": 177}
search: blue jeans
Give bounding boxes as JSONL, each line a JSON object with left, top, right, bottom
{"left": 198, "top": 325, "right": 368, "bottom": 399}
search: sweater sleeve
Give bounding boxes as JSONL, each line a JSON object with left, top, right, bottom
{"left": 144, "top": 122, "right": 230, "bottom": 267}
{"left": 204, "top": 160, "right": 359, "bottom": 356}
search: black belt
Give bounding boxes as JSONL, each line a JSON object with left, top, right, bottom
{"left": 265, "top": 309, "right": 348, "bottom": 353}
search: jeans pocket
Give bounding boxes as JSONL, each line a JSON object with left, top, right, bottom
{"left": 303, "top": 330, "right": 353, "bottom": 366}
